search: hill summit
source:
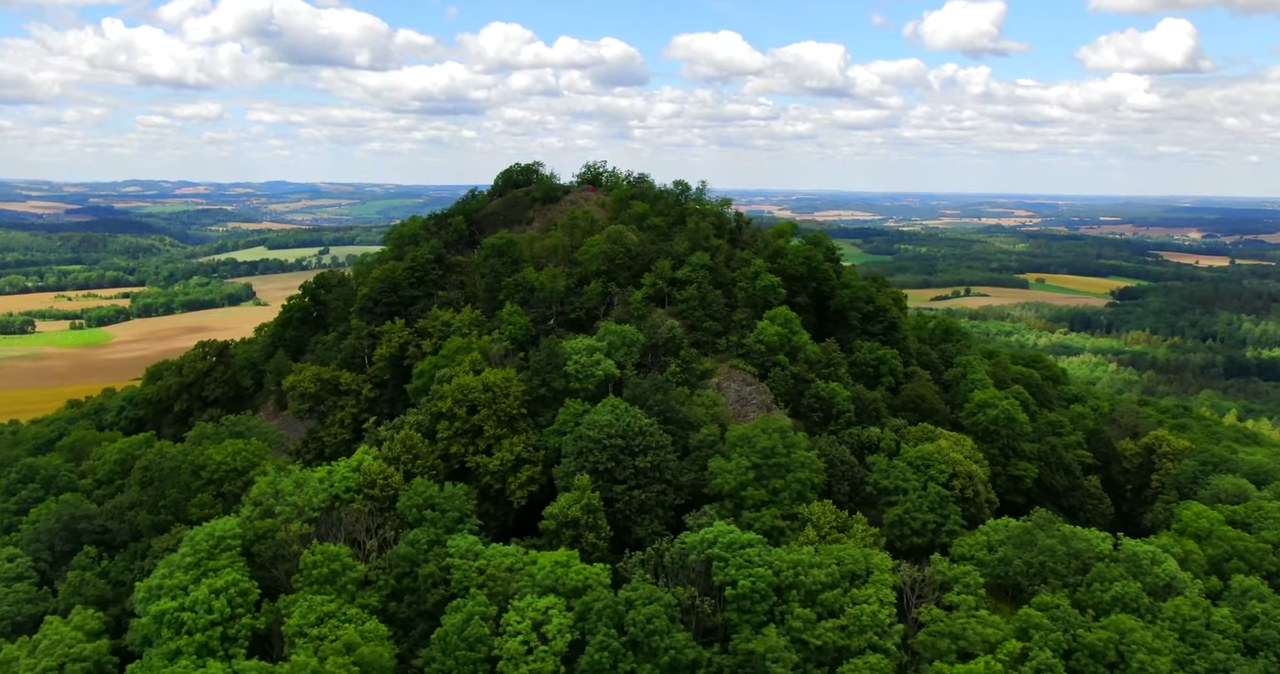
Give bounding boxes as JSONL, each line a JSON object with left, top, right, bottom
{"left": 2, "top": 161, "right": 1278, "bottom": 672}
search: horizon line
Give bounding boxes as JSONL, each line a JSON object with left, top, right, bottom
{"left": 0, "top": 177, "right": 1277, "bottom": 202}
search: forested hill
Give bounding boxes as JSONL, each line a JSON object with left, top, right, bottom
{"left": 2, "top": 162, "right": 1280, "bottom": 672}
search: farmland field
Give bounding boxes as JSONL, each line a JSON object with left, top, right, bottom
{"left": 338, "top": 199, "right": 428, "bottom": 217}
{"left": 202, "top": 245, "right": 383, "bottom": 262}
{"left": 220, "top": 221, "right": 311, "bottom": 230}
{"left": 0, "top": 381, "right": 137, "bottom": 421}
{"left": 132, "top": 204, "right": 203, "bottom": 214}
{"left": 0, "top": 329, "right": 113, "bottom": 351}
{"left": 264, "top": 198, "right": 356, "bottom": 211}
{"left": 904, "top": 286, "right": 1114, "bottom": 309}
{"left": 0, "top": 287, "right": 142, "bottom": 313}
{"left": 738, "top": 203, "right": 882, "bottom": 221}
{"left": 0, "top": 200, "right": 75, "bottom": 214}
{"left": 833, "top": 240, "right": 893, "bottom": 265}
{"left": 0, "top": 270, "right": 321, "bottom": 421}
{"left": 1152, "top": 251, "right": 1275, "bottom": 267}
{"left": 1017, "top": 273, "right": 1143, "bottom": 298}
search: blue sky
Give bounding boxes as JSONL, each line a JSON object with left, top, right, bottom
{"left": 0, "top": 0, "right": 1278, "bottom": 195}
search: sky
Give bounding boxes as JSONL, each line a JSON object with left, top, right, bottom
{"left": 0, "top": 0, "right": 1277, "bottom": 195}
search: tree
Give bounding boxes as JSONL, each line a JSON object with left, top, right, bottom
{"left": 867, "top": 427, "right": 997, "bottom": 559}
{"left": 708, "top": 415, "right": 824, "bottom": 542}
{"left": 0, "top": 606, "right": 116, "bottom": 674}
{"left": 0, "top": 314, "right": 35, "bottom": 335}
{"left": 419, "top": 593, "right": 498, "bottom": 674}
{"left": 540, "top": 474, "right": 612, "bottom": 563}
{"left": 491, "top": 161, "right": 559, "bottom": 199}
{"left": 284, "top": 364, "right": 373, "bottom": 463}
{"left": 745, "top": 306, "right": 819, "bottom": 376}
{"left": 556, "top": 397, "right": 681, "bottom": 551}
{"left": 0, "top": 546, "right": 53, "bottom": 642}
{"left": 276, "top": 546, "right": 396, "bottom": 674}
{"left": 127, "top": 517, "right": 262, "bottom": 667}
{"left": 420, "top": 368, "right": 545, "bottom": 520}
{"left": 17, "top": 493, "right": 106, "bottom": 585}
{"left": 560, "top": 336, "right": 620, "bottom": 399}
{"left": 961, "top": 388, "right": 1036, "bottom": 511}
{"left": 494, "top": 594, "right": 574, "bottom": 673}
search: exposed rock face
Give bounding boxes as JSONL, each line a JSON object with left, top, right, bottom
{"left": 710, "top": 366, "right": 781, "bottom": 424}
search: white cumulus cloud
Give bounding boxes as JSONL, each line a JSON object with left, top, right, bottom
{"left": 30, "top": 17, "right": 271, "bottom": 88}
{"left": 456, "top": 22, "right": 648, "bottom": 87}
{"left": 904, "top": 0, "right": 1029, "bottom": 57}
{"left": 1076, "top": 18, "right": 1213, "bottom": 73}
{"left": 665, "top": 30, "right": 768, "bottom": 81}
{"left": 160, "top": 0, "right": 434, "bottom": 69}
{"left": 317, "top": 62, "right": 500, "bottom": 113}
{"left": 665, "top": 31, "right": 926, "bottom": 100}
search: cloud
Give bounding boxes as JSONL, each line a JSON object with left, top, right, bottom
{"left": 665, "top": 30, "right": 768, "bottom": 81}
{"left": 0, "top": 38, "right": 77, "bottom": 103}
{"left": 903, "top": 0, "right": 1029, "bottom": 57}
{"left": 1089, "top": 0, "right": 1280, "bottom": 13}
{"left": 168, "top": 101, "right": 226, "bottom": 121}
{"left": 317, "top": 62, "right": 500, "bottom": 113}
{"left": 135, "top": 114, "right": 175, "bottom": 128}
{"left": 665, "top": 31, "right": 927, "bottom": 100}
{"left": 1076, "top": 18, "right": 1213, "bottom": 73}
{"left": 0, "top": 0, "right": 1278, "bottom": 194}
{"left": 456, "top": 22, "right": 648, "bottom": 87}
{"left": 0, "top": 0, "right": 121, "bottom": 5}
{"left": 393, "top": 29, "right": 439, "bottom": 60}
{"left": 29, "top": 17, "right": 271, "bottom": 88}
{"left": 746, "top": 41, "right": 854, "bottom": 96}
{"left": 871, "top": 13, "right": 892, "bottom": 29}
{"left": 160, "top": 0, "right": 436, "bottom": 69}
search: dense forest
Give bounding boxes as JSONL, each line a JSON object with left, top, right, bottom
{"left": 2, "top": 162, "right": 1279, "bottom": 672}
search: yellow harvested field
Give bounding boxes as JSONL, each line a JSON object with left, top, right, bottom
{"left": 222, "top": 221, "right": 311, "bottom": 231}
{"left": 734, "top": 204, "right": 882, "bottom": 221}
{"left": 89, "top": 199, "right": 152, "bottom": 207}
{"left": 0, "top": 270, "right": 320, "bottom": 421}
{"left": 0, "top": 381, "right": 138, "bottom": 421}
{"left": 0, "top": 200, "right": 75, "bottom": 214}
{"left": 1083, "top": 225, "right": 1207, "bottom": 238}
{"left": 905, "top": 286, "right": 1113, "bottom": 308}
{"left": 0, "top": 287, "right": 143, "bottom": 313}
{"left": 918, "top": 217, "right": 1045, "bottom": 226}
{"left": 229, "top": 270, "right": 321, "bottom": 304}
{"left": 265, "top": 199, "right": 356, "bottom": 211}
{"left": 1152, "top": 251, "right": 1275, "bottom": 267}
{"left": 1017, "top": 274, "right": 1137, "bottom": 294}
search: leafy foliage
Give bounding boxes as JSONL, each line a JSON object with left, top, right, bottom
{"left": 1, "top": 162, "right": 1278, "bottom": 672}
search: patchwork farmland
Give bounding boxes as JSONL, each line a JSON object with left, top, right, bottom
{"left": 0, "top": 270, "right": 320, "bottom": 421}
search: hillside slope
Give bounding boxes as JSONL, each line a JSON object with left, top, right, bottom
{"left": 2, "top": 161, "right": 1279, "bottom": 672}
